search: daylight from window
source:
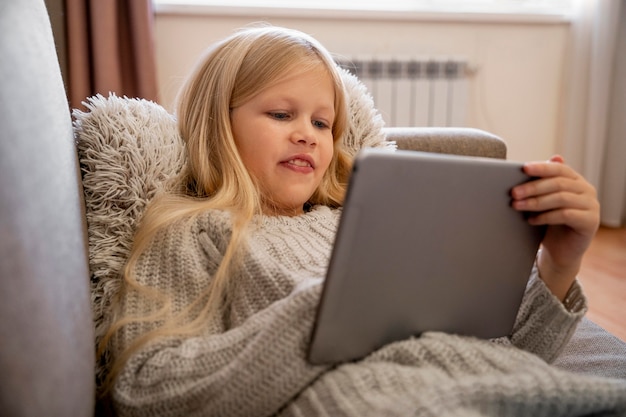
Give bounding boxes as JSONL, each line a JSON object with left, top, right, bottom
{"left": 153, "top": 0, "right": 573, "bottom": 16}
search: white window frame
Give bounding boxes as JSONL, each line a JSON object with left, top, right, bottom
{"left": 153, "top": 0, "right": 574, "bottom": 24}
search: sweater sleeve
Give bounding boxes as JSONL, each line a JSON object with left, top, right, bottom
{"left": 113, "top": 285, "right": 328, "bottom": 417}
{"left": 508, "top": 261, "right": 587, "bottom": 363}
{"left": 110, "top": 214, "right": 329, "bottom": 417}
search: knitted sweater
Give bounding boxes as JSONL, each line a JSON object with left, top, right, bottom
{"left": 111, "top": 206, "right": 626, "bottom": 417}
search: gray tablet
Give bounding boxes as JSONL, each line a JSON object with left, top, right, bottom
{"left": 308, "top": 148, "right": 545, "bottom": 365}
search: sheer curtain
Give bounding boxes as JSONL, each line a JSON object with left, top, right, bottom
{"left": 65, "top": 0, "right": 159, "bottom": 109}
{"left": 561, "top": 0, "right": 626, "bottom": 227}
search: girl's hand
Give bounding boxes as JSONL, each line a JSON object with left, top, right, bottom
{"left": 511, "top": 155, "right": 600, "bottom": 301}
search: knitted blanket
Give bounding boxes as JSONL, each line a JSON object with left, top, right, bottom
{"left": 110, "top": 206, "right": 626, "bottom": 417}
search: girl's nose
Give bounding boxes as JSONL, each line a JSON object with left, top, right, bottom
{"left": 291, "top": 119, "right": 317, "bottom": 146}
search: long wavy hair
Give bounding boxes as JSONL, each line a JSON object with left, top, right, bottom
{"left": 98, "top": 25, "right": 351, "bottom": 393}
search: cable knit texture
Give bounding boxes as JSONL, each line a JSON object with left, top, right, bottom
{"left": 110, "top": 206, "right": 626, "bottom": 417}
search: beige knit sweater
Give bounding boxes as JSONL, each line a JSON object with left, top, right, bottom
{"left": 110, "top": 206, "right": 626, "bottom": 416}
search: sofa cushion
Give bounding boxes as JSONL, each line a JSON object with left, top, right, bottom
{"left": 74, "top": 94, "right": 184, "bottom": 346}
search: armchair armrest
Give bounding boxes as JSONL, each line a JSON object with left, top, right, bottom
{"left": 383, "top": 127, "right": 507, "bottom": 160}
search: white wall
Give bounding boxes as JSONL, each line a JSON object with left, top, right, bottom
{"left": 154, "top": 11, "right": 570, "bottom": 162}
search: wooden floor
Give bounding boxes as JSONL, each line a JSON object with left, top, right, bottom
{"left": 577, "top": 226, "right": 626, "bottom": 342}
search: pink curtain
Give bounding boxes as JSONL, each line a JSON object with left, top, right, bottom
{"left": 65, "top": 0, "right": 159, "bottom": 109}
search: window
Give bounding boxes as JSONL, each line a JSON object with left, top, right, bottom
{"left": 153, "top": 0, "right": 574, "bottom": 22}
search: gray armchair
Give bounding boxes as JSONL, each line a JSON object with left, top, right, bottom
{"left": 1, "top": 1, "right": 624, "bottom": 416}
{"left": 0, "top": 1, "right": 94, "bottom": 416}
{"left": 386, "top": 126, "right": 506, "bottom": 159}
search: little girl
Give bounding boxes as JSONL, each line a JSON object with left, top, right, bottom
{"left": 101, "top": 25, "right": 626, "bottom": 416}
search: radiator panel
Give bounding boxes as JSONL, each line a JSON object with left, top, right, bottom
{"left": 338, "top": 58, "right": 469, "bottom": 128}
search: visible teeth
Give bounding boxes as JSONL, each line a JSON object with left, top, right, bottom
{"left": 288, "top": 159, "right": 311, "bottom": 167}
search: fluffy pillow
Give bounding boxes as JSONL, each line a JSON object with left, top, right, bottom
{"left": 339, "top": 67, "right": 393, "bottom": 156}
{"left": 73, "top": 68, "right": 392, "bottom": 382}
{"left": 74, "top": 95, "right": 185, "bottom": 384}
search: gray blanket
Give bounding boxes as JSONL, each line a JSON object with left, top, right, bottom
{"left": 110, "top": 207, "right": 626, "bottom": 416}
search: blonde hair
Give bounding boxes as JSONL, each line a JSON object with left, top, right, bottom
{"left": 99, "top": 25, "right": 351, "bottom": 392}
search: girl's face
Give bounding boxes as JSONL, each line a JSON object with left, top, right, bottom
{"left": 231, "top": 67, "right": 336, "bottom": 216}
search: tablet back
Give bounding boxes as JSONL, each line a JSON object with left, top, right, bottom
{"left": 308, "top": 149, "right": 545, "bottom": 365}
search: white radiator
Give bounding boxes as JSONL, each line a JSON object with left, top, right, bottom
{"left": 337, "top": 58, "right": 470, "bottom": 127}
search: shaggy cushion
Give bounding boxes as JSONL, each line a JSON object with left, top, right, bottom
{"left": 74, "top": 96, "right": 186, "bottom": 384}
{"left": 73, "top": 68, "right": 392, "bottom": 382}
{"left": 339, "top": 68, "right": 392, "bottom": 158}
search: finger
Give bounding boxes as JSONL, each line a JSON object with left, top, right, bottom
{"left": 512, "top": 188, "right": 596, "bottom": 213}
{"left": 520, "top": 159, "right": 577, "bottom": 181}
{"left": 511, "top": 175, "right": 592, "bottom": 201}
{"left": 525, "top": 207, "right": 598, "bottom": 233}
{"left": 549, "top": 154, "right": 565, "bottom": 164}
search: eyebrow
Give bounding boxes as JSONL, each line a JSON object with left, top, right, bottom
{"left": 261, "top": 96, "right": 335, "bottom": 114}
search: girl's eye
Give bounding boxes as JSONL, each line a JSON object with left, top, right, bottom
{"left": 269, "top": 112, "right": 289, "bottom": 120}
{"left": 313, "top": 120, "right": 329, "bottom": 129}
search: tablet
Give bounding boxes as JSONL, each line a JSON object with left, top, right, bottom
{"left": 307, "top": 148, "right": 545, "bottom": 365}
